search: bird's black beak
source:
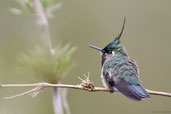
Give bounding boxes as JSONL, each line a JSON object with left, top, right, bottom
{"left": 89, "top": 45, "right": 104, "bottom": 52}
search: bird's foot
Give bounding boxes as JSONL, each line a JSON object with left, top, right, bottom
{"left": 109, "top": 87, "right": 118, "bottom": 93}
{"left": 109, "top": 89, "right": 115, "bottom": 93}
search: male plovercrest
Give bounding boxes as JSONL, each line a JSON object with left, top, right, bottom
{"left": 89, "top": 17, "right": 150, "bottom": 101}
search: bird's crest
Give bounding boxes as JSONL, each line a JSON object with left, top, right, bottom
{"left": 103, "top": 17, "right": 126, "bottom": 52}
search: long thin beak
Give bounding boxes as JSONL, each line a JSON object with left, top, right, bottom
{"left": 89, "top": 45, "right": 104, "bottom": 52}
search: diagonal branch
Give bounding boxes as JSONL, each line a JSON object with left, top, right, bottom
{"left": 32, "top": 0, "right": 54, "bottom": 54}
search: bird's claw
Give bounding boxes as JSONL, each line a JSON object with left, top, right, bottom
{"left": 110, "top": 89, "right": 115, "bottom": 93}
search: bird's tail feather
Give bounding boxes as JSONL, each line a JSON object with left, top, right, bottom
{"left": 127, "top": 85, "right": 150, "bottom": 100}
{"left": 115, "top": 81, "right": 150, "bottom": 101}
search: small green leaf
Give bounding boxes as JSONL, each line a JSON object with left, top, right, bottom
{"left": 41, "top": 0, "right": 48, "bottom": 8}
{"left": 24, "top": 0, "right": 32, "bottom": 9}
{"left": 10, "top": 8, "right": 25, "bottom": 15}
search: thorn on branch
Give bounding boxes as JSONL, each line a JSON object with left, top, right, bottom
{"left": 78, "top": 72, "right": 94, "bottom": 91}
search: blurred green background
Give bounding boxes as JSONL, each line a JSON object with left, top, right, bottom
{"left": 0, "top": 0, "right": 171, "bottom": 114}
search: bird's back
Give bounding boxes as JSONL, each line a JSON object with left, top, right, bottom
{"left": 102, "top": 55, "right": 150, "bottom": 101}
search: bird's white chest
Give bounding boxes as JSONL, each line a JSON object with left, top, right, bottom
{"left": 101, "top": 68, "right": 108, "bottom": 89}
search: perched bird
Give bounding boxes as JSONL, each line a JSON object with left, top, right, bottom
{"left": 89, "top": 17, "right": 150, "bottom": 101}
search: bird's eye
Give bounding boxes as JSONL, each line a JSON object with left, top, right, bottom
{"left": 108, "top": 50, "right": 115, "bottom": 55}
{"left": 108, "top": 50, "right": 112, "bottom": 53}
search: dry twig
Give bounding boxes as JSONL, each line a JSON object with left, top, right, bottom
{"left": 1, "top": 77, "right": 171, "bottom": 99}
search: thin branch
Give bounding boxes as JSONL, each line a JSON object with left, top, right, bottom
{"left": 4, "top": 87, "right": 37, "bottom": 99}
{"left": 1, "top": 82, "right": 171, "bottom": 98}
{"left": 145, "top": 89, "right": 171, "bottom": 98}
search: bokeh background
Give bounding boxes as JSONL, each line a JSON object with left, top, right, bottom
{"left": 0, "top": 0, "right": 171, "bottom": 114}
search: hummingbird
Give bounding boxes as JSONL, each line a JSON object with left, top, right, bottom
{"left": 89, "top": 17, "right": 150, "bottom": 101}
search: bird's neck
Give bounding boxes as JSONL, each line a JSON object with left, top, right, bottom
{"left": 101, "top": 45, "right": 128, "bottom": 66}
{"left": 114, "top": 45, "right": 128, "bottom": 57}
